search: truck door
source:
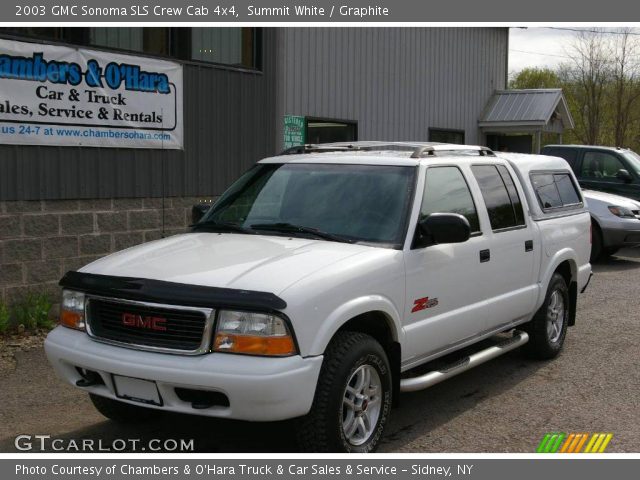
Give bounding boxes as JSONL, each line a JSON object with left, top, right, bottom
{"left": 469, "top": 164, "right": 538, "bottom": 330}
{"left": 403, "top": 165, "right": 493, "bottom": 364}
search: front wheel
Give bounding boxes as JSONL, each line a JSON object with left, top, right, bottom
{"left": 522, "top": 273, "right": 569, "bottom": 360}
{"left": 296, "top": 331, "right": 392, "bottom": 452}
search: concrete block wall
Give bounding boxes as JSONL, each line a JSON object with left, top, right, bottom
{"left": 0, "top": 197, "right": 212, "bottom": 306}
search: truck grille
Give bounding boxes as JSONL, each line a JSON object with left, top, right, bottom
{"left": 87, "top": 298, "right": 212, "bottom": 353}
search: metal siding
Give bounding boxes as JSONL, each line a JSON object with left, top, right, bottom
{"left": 280, "top": 27, "right": 507, "bottom": 147}
{"left": 480, "top": 89, "right": 563, "bottom": 124}
{"left": 0, "top": 29, "right": 279, "bottom": 201}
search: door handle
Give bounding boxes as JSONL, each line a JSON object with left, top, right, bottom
{"left": 525, "top": 240, "right": 534, "bottom": 252}
{"left": 479, "top": 249, "right": 491, "bottom": 263}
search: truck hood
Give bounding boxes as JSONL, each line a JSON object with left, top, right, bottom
{"left": 583, "top": 189, "right": 640, "bottom": 209}
{"left": 80, "top": 233, "right": 379, "bottom": 295}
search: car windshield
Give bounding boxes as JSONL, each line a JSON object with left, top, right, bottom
{"left": 197, "top": 163, "right": 417, "bottom": 247}
{"left": 622, "top": 150, "right": 640, "bottom": 176}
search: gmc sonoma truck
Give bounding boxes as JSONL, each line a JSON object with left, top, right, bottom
{"left": 45, "top": 142, "right": 592, "bottom": 452}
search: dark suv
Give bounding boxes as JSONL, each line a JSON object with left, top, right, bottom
{"left": 541, "top": 145, "right": 640, "bottom": 201}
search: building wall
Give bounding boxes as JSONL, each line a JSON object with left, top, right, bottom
{"left": 0, "top": 29, "right": 279, "bottom": 202}
{"left": 0, "top": 27, "right": 508, "bottom": 307}
{"left": 278, "top": 27, "right": 508, "bottom": 147}
{"left": 0, "top": 196, "right": 212, "bottom": 305}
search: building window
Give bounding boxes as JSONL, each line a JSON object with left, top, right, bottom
{"left": 306, "top": 118, "right": 358, "bottom": 144}
{"left": 0, "top": 27, "right": 261, "bottom": 70}
{"left": 429, "top": 128, "right": 465, "bottom": 144}
{"left": 186, "top": 28, "right": 258, "bottom": 68}
{"left": 89, "top": 28, "right": 169, "bottom": 56}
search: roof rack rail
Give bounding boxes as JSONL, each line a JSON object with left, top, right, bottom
{"left": 410, "top": 145, "right": 495, "bottom": 158}
{"left": 279, "top": 144, "right": 362, "bottom": 155}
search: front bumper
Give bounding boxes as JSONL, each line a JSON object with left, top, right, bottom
{"left": 44, "top": 326, "right": 323, "bottom": 421}
{"left": 600, "top": 222, "right": 640, "bottom": 248}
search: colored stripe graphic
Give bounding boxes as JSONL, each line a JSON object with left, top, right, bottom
{"left": 537, "top": 433, "right": 613, "bottom": 453}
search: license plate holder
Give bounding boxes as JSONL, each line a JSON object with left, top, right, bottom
{"left": 112, "top": 375, "right": 162, "bottom": 406}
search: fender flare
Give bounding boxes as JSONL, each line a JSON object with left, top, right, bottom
{"left": 308, "top": 295, "right": 404, "bottom": 356}
{"left": 537, "top": 248, "right": 578, "bottom": 307}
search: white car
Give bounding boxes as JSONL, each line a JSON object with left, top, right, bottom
{"left": 582, "top": 189, "right": 640, "bottom": 261}
{"left": 45, "top": 142, "right": 592, "bottom": 452}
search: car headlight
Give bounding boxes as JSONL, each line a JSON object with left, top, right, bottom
{"left": 213, "top": 310, "right": 296, "bottom": 356}
{"left": 608, "top": 206, "right": 636, "bottom": 218}
{"left": 60, "top": 289, "right": 86, "bottom": 330}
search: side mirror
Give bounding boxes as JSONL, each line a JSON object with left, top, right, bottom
{"left": 413, "top": 213, "right": 471, "bottom": 248}
{"left": 192, "top": 203, "right": 211, "bottom": 224}
{"left": 616, "top": 169, "right": 633, "bottom": 183}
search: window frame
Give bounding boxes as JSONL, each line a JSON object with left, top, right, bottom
{"left": 413, "top": 165, "right": 483, "bottom": 250}
{"left": 471, "top": 163, "right": 528, "bottom": 233}
{"left": 529, "top": 169, "right": 584, "bottom": 214}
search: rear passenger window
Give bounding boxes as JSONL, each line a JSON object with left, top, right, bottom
{"left": 421, "top": 166, "right": 480, "bottom": 233}
{"left": 531, "top": 173, "right": 582, "bottom": 210}
{"left": 471, "top": 165, "right": 526, "bottom": 231}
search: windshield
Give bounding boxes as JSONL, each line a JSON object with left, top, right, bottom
{"left": 197, "top": 163, "right": 417, "bottom": 247}
{"left": 622, "top": 151, "right": 640, "bottom": 176}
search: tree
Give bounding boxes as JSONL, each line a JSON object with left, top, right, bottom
{"left": 509, "top": 68, "right": 561, "bottom": 89}
{"left": 610, "top": 28, "right": 640, "bottom": 147}
{"left": 561, "top": 29, "right": 611, "bottom": 145}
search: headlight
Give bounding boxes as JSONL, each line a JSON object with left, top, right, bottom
{"left": 608, "top": 206, "right": 636, "bottom": 218}
{"left": 59, "top": 290, "right": 85, "bottom": 330}
{"left": 213, "top": 310, "right": 296, "bottom": 356}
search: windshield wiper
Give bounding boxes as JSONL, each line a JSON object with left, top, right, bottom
{"left": 250, "top": 222, "right": 355, "bottom": 244}
{"left": 191, "top": 220, "right": 255, "bottom": 234}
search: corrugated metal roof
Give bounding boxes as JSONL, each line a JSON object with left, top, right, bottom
{"left": 479, "top": 89, "right": 571, "bottom": 126}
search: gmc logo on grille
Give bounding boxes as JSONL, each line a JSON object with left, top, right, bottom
{"left": 121, "top": 312, "right": 167, "bottom": 331}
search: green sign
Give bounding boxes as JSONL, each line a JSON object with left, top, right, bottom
{"left": 283, "top": 115, "right": 306, "bottom": 149}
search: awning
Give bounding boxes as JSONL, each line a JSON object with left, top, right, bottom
{"left": 479, "top": 89, "right": 574, "bottom": 134}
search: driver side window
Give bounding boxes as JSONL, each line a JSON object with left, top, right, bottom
{"left": 421, "top": 167, "right": 480, "bottom": 233}
{"left": 581, "top": 152, "right": 626, "bottom": 180}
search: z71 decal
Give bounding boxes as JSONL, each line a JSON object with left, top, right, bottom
{"left": 411, "top": 296, "right": 439, "bottom": 313}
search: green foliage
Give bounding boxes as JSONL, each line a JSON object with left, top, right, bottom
{"left": 11, "top": 293, "right": 53, "bottom": 331}
{"left": 0, "top": 302, "right": 9, "bottom": 334}
{"left": 509, "top": 68, "right": 561, "bottom": 89}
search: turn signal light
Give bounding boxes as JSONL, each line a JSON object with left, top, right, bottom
{"left": 213, "top": 333, "right": 296, "bottom": 356}
{"left": 59, "top": 290, "right": 86, "bottom": 330}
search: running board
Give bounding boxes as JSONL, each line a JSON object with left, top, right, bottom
{"left": 399, "top": 330, "right": 529, "bottom": 393}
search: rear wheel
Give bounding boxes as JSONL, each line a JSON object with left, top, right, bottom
{"left": 90, "top": 393, "right": 159, "bottom": 423}
{"left": 296, "top": 331, "right": 392, "bottom": 452}
{"left": 522, "top": 273, "right": 569, "bottom": 360}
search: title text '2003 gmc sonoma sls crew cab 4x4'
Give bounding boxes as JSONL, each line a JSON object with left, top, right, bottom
{"left": 45, "top": 142, "right": 592, "bottom": 452}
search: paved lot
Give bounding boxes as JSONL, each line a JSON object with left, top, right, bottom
{"left": 1, "top": 249, "right": 638, "bottom": 453}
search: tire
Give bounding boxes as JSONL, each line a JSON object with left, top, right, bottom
{"left": 90, "top": 393, "right": 159, "bottom": 423}
{"left": 296, "top": 331, "right": 393, "bottom": 453}
{"left": 602, "top": 247, "right": 619, "bottom": 258}
{"left": 522, "top": 273, "right": 569, "bottom": 360}
{"left": 590, "top": 221, "right": 603, "bottom": 262}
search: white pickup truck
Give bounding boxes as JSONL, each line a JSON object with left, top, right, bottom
{"left": 45, "top": 142, "right": 592, "bottom": 452}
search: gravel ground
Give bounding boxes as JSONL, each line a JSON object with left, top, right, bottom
{"left": 1, "top": 249, "right": 638, "bottom": 453}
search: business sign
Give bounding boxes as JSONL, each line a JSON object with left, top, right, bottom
{"left": 283, "top": 114, "right": 306, "bottom": 149}
{"left": 0, "top": 38, "right": 183, "bottom": 149}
